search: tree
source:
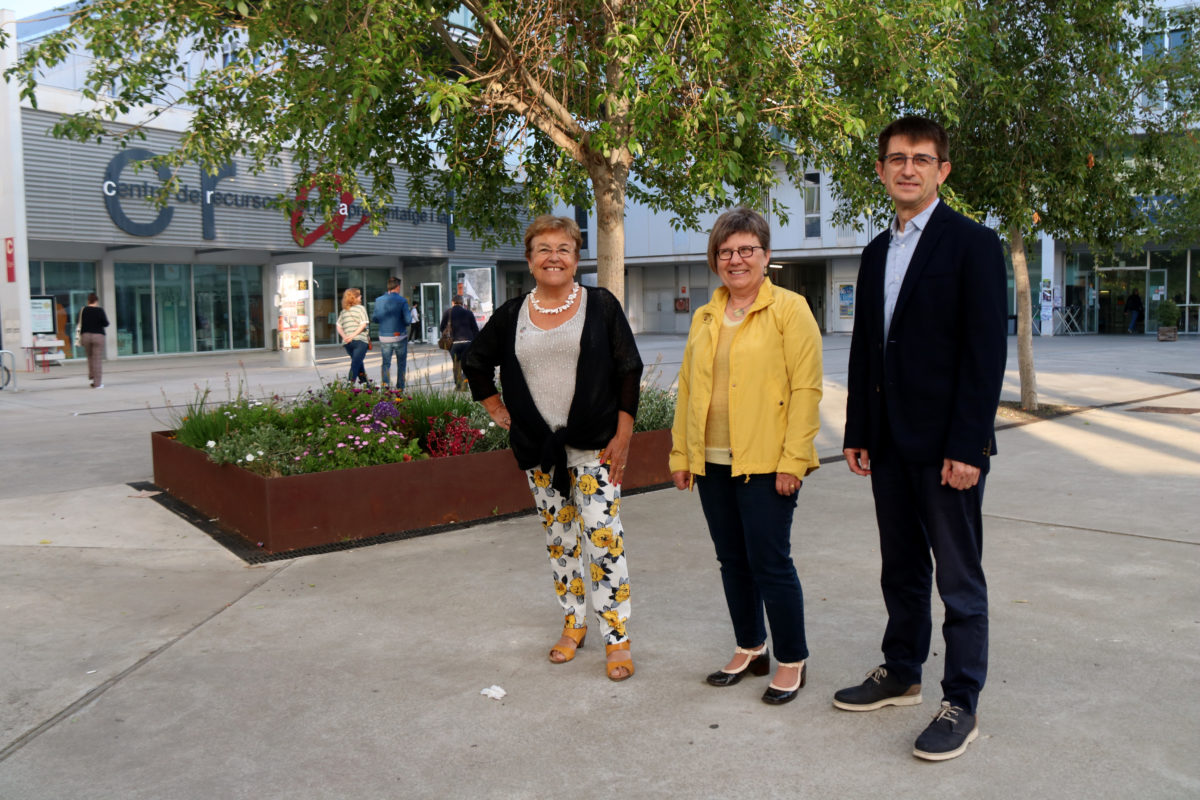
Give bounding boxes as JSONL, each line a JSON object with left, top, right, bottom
{"left": 826, "top": 0, "right": 1200, "bottom": 410}
{"left": 3, "top": 0, "right": 966, "bottom": 304}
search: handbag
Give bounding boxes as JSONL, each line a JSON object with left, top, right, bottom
{"left": 73, "top": 308, "right": 83, "bottom": 348}
{"left": 438, "top": 323, "right": 453, "bottom": 351}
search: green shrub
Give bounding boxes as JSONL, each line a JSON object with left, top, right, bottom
{"left": 401, "top": 387, "right": 480, "bottom": 449}
{"left": 1156, "top": 298, "right": 1181, "bottom": 328}
{"left": 635, "top": 384, "right": 677, "bottom": 432}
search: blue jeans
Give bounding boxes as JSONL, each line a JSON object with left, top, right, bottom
{"left": 869, "top": 451, "right": 988, "bottom": 713}
{"left": 1128, "top": 310, "right": 1140, "bottom": 332}
{"left": 695, "top": 464, "right": 808, "bottom": 663}
{"left": 344, "top": 340, "right": 369, "bottom": 384}
{"left": 379, "top": 339, "right": 408, "bottom": 389}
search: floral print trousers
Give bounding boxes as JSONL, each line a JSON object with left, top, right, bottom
{"left": 527, "top": 459, "right": 631, "bottom": 645}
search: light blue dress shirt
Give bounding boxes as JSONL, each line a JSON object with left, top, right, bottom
{"left": 883, "top": 198, "right": 940, "bottom": 343}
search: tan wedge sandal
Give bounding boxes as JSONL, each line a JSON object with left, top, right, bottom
{"left": 549, "top": 625, "right": 587, "bottom": 663}
{"left": 605, "top": 641, "right": 634, "bottom": 681}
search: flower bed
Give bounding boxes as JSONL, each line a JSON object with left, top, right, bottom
{"left": 152, "top": 428, "right": 673, "bottom": 556}
{"left": 153, "top": 379, "right": 676, "bottom": 556}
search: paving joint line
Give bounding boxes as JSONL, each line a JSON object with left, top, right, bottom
{"left": 0, "top": 561, "right": 293, "bottom": 764}
{"left": 984, "top": 513, "right": 1199, "bottom": 547}
{"left": 995, "top": 385, "right": 1200, "bottom": 430}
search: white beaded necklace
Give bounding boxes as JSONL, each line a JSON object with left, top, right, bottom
{"left": 530, "top": 282, "right": 580, "bottom": 315}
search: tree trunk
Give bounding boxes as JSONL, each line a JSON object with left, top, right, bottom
{"left": 1008, "top": 223, "right": 1038, "bottom": 411}
{"left": 589, "top": 156, "right": 629, "bottom": 306}
{"left": 588, "top": 0, "right": 632, "bottom": 306}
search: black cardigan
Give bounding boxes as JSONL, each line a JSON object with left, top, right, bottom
{"left": 462, "top": 287, "right": 643, "bottom": 493}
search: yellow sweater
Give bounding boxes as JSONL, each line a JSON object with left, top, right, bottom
{"left": 670, "top": 278, "right": 823, "bottom": 480}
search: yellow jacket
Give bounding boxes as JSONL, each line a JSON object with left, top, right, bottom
{"left": 669, "top": 278, "right": 823, "bottom": 481}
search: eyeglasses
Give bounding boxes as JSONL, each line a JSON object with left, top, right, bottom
{"left": 716, "top": 245, "right": 765, "bottom": 261}
{"left": 884, "top": 153, "right": 941, "bottom": 168}
{"left": 533, "top": 245, "right": 575, "bottom": 258}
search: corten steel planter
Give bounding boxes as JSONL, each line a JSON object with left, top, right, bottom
{"left": 152, "top": 429, "right": 673, "bottom": 555}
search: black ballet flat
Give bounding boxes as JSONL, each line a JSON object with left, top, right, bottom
{"left": 762, "top": 661, "right": 807, "bottom": 705}
{"left": 706, "top": 645, "right": 770, "bottom": 687}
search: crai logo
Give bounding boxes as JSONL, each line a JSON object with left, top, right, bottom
{"left": 101, "top": 149, "right": 450, "bottom": 248}
{"left": 102, "top": 148, "right": 239, "bottom": 239}
{"left": 290, "top": 177, "right": 371, "bottom": 247}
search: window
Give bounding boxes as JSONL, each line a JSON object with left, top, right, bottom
{"left": 575, "top": 204, "right": 590, "bottom": 251}
{"left": 803, "top": 173, "right": 820, "bottom": 239}
{"left": 230, "top": 265, "right": 265, "bottom": 349}
{"left": 193, "top": 265, "right": 230, "bottom": 352}
{"left": 33, "top": 261, "right": 96, "bottom": 360}
{"left": 114, "top": 263, "right": 153, "bottom": 355}
{"left": 1141, "top": 27, "right": 1190, "bottom": 111}
{"left": 154, "top": 264, "right": 194, "bottom": 354}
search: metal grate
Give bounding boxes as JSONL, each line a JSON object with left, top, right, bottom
{"left": 131, "top": 480, "right": 671, "bottom": 564}
{"left": 1124, "top": 406, "right": 1199, "bottom": 415}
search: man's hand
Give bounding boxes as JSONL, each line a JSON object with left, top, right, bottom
{"left": 940, "top": 458, "right": 980, "bottom": 490}
{"left": 844, "top": 447, "right": 871, "bottom": 476}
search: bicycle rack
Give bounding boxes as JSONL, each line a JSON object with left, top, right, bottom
{"left": 0, "top": 349, "right": 17, "bottom": 392}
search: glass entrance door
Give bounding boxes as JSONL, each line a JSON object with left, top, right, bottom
{"left": 1064, "top": 269, "right": 1098, "bottom": 333}
{"left": 1146, "top": 269, "right": 1167, "bottom": 331}
{"left": 1096, "top": 269, "right": 1147, "bottom": 334}
{"left": 420, "top": 283, "right": 443, "bottom": 342}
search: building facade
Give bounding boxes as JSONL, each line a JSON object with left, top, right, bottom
{"left": 1, "top": 10, "right": 525, "bottom": 364}
{"left": 581, "top": 165, "right": 1198, "bottom": 339}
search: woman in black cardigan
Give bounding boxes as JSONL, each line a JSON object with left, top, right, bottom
{"left": 463, "top": 215, "right": 643, "bottom": 682}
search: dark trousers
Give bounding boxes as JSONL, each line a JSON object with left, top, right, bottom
{"left": 344, "top": 340, "right": 369, "bottom": 384}
{"left": 450, "top": 341, "right": 471, "bottom": 390}
{"left": 695, "top": 464, "right": 808, "bottom": 663}
{"left": 869, "top": 450, "right": 988, "bottom": 713}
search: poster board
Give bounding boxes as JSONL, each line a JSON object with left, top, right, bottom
{"left": 454, "top": 266, "right": 494, "bottom": 325}
{"left": 838, "top": 283, "right": 855, "bottom": 319}
{"left": 275, "top": 262, "right": 315, "bottom": 367}
{"left": 30, "top": 296, "right": 56, "bottom": 335}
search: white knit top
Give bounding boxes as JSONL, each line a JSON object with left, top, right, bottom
{"left": 515, "top": 290, "right": 596, "bottom": 468}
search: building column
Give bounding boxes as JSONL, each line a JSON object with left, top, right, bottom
{"left": 1040, "top": 234, "right": 1058, "bottom": 337}
{"left": 0, "top": 11, "right": 33, "bottom": 354}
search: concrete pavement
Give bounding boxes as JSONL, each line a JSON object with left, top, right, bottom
{"left": 0, "top": 334, "right": 1198, "bottom": 798}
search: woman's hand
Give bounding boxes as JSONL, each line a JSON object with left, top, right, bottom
{"left": 485, "top": 400, "right": 512, "bottom": 430}
{"left": 775, "top": 472, "right": 802, "bottom": 497}
{"left": 599, "top": 411, "right": 635, "bottom": 486}
{"left": 480, "top": 396, "right": 511, "bottom": 430}
{"left": 671, "top": 470, "right": 691, "bottom": 491}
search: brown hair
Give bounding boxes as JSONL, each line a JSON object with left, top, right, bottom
{"left": 87, "top": 292, "right": 99, "bottom": 304}
{"left": 341, "top": 288, "right": 362, "bottom": 311}
{"left": 523, "top": 214, "right": 582, "bottom": 258}
{"left": 707, "top": 207, "right": 771, "bottom": 273}
{"left": 877, "top": 116, "right": 949, "bottom": 163}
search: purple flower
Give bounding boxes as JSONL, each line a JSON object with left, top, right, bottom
{"left": 372, "top": 400, "right": 400, "bottom": 421}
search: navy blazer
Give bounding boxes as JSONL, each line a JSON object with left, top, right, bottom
{"left": 843, "top": 201, "right": 1008, "bottom": 469}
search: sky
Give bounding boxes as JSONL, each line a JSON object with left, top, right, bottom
{"left": 3, "top": 1, "right": 63, "bottom": 20}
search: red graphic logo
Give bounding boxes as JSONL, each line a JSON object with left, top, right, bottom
{"left": 291, "top": 177, "right": 371, "bottom": 247}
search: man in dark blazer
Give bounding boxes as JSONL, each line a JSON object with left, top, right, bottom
{"left": 835, "top": 116, "right": 1007, "bottom": 761}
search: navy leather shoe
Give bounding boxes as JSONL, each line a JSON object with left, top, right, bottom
{"left": 913, "top": 702, "right": 979, "bottom": 761}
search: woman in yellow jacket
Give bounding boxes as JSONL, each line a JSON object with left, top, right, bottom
{"left": 670, "top": 207, "right": 823, "bottom": 706}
